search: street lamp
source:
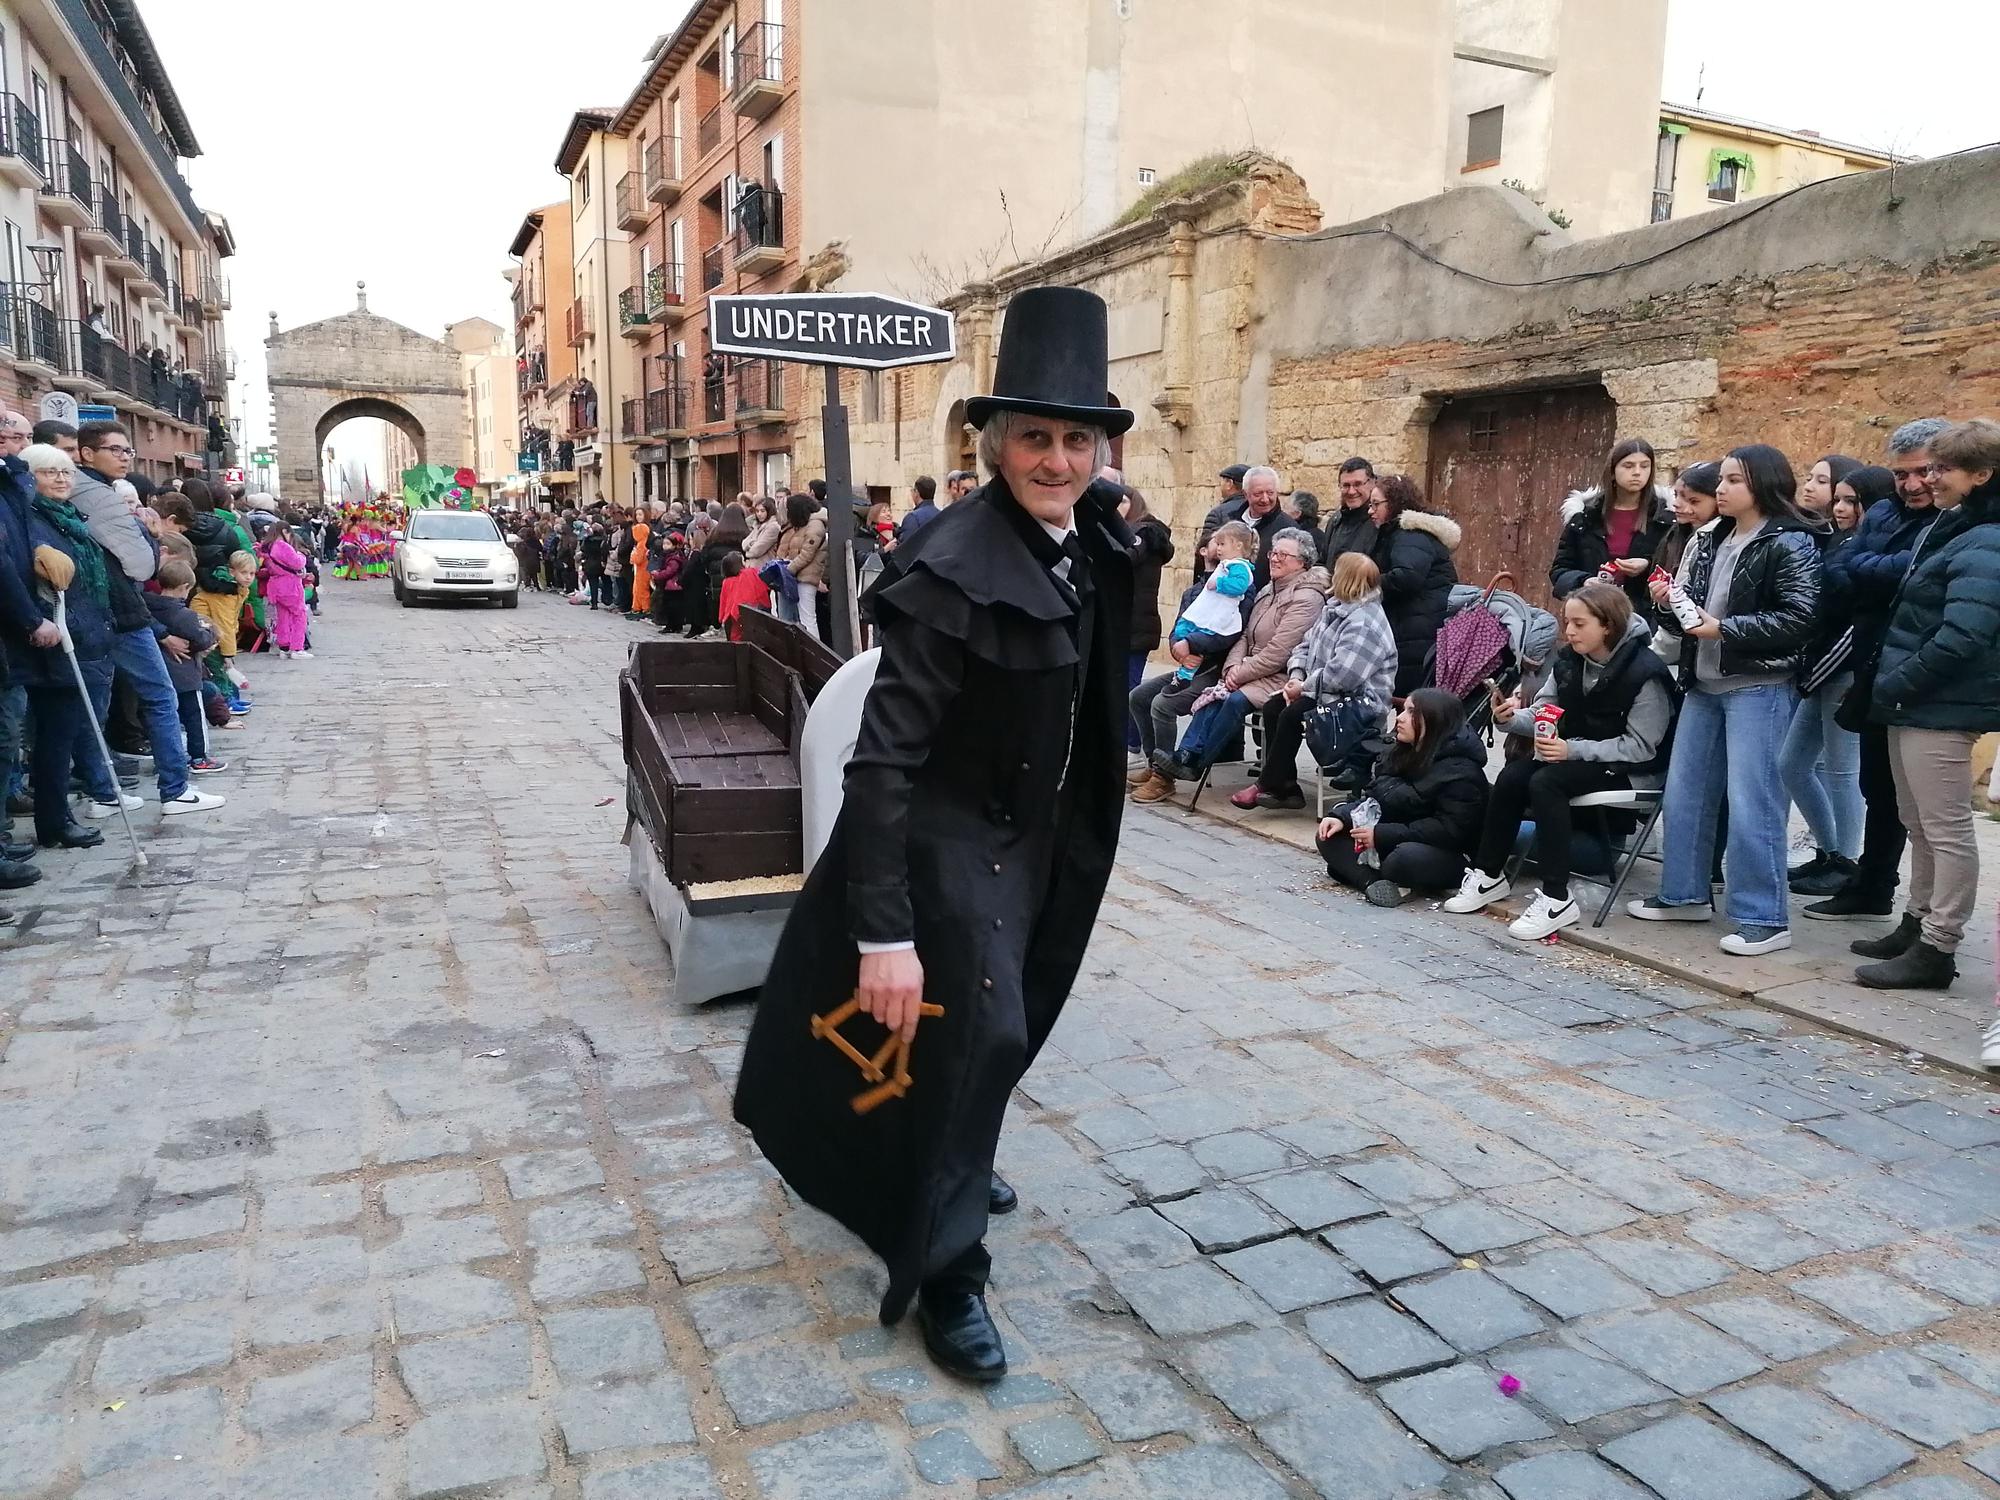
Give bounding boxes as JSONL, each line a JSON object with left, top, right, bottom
{"left": 26, "top": 239, "right": 64, "bottom": 289}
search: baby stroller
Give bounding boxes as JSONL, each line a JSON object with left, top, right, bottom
{"left": 1432, "top": 572, "right": 1558, "bottom": 735}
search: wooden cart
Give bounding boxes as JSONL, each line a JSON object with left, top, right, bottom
{"left": 620, "top": 611, "right": 842, "bottom": 1002}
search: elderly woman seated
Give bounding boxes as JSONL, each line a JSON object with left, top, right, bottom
{"left": 1134, "top": 525, "right": 1327, "bottom": 800}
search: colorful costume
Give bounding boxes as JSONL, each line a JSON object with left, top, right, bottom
{"left": 262, "top": 533, "right": 310, "bottom": 652}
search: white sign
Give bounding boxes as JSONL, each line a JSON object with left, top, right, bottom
{"left": 38, "top": 391, "right": 78, "bottom": 425}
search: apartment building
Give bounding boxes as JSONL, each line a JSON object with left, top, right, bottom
{"left": 1649, "top": 102, "right": 1904, "bottom": 224}
{"left": 553, "top": 108, "right": 631, "bottom": 508}
{"left": 507, "top": 202, "right": 575, "bottom": 495}
{"left": 0, "top": 0, "right": 232, "bottom": 482}
{"left": 444, "top": 315, "right": 518, "bottom": 487}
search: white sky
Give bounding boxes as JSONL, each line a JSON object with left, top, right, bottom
{"left": 142, "top": 0, "right": 1994, "bottom": 460}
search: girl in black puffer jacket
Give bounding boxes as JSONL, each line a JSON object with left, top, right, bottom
{"left": 1367, "top": 476, "right": 1460, "bottom": 694}
{"left": 1549, "top": 438, "right": 1674, "bottom": 622}
{"left": 1632, "top": 444, "right": 1820, "bottom": 958}
{"left": 1315, "top": 687, "right": 1489, "bottom": 907}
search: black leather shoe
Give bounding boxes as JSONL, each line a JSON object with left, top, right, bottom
{"left": 1, "top": 840, "right": 35, "bottom": 860}
{"left": 0, "top": 858, "right": 39, "bottom": 889}
{"left": 989, "top": 1173, "right": 1019, "bottom": 1216}
{"left": 916, "top": 1287, "right": 1007, "bottom": 1383}
{"left": 40, "top": 823, "right": 103, "bottom": 850}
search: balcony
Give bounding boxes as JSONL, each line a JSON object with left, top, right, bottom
{"left": 644, "top": 137, "right": 681, "bottom": 205}
{"left": 200, "top": 273, "right": 229, "bottom": 316}
{"left": 620, "top": 396, "right": 643, "bottom": 441}
{"left": 163, "top": 280, "right": 189, "bottom": 330}
{"left": 129, "top": 226, "right": 162, "bottom": 299}
{"left": 143, "top": 244, "right": 170, "bottom": 304}
{"left": 646, "top": 261, "right": 686, "bottom": 324}
{"left": 615, "top": 172, "right": 648, "bottom": 234}
{"left": 78, "top": 184, "right": 122, "bottom": 258}
{"left": 732, "top": 23, "right": 786, "bottom": 120}
{"left": 734, "top": 358, "right": 785, "bottom": 426}
{"left": 200, "top": 350, "right": 234, "bottom": 391}
{"left": 701, "top": 243, "right": 726, "bottom": 293}
{"left": 518, "top": 348, "right": 547, "bottom": 395}
{"left": 565, "top": 298, "right": 592, "bottom": 347}
{"left": 732, "top": 184, "right": 785, "bottom": 276}
{"left": 0, "top": 96, "right": 41, "bottom": 189}
{"left": 36, "top": 143, "right": 92, "bottom": 230}
{"left": 696, "top": 103, "right": 722, "bottom": 158}
{"left": 646, "top": 382, "right": 690, "bottom": 437}
{"left": 4, "top": 291, "right": 65, "bottom": 372}
{"left": 702, "top": 373, "right": 727, "bottom": 425}
{"left": 617, "top": 285, "right": 653, "bottom": 340}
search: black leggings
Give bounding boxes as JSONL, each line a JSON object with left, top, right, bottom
{"left": 1257, "top": 696, "right": 1313, "bottom": 794}
{"left": 1852, "top": 723, "right": 1906, "bottom": 901}
{"left": 1320, "top": 832, "right": 1466, "bottom": 893}
{"left": 1474, "top": 757, "right": 1628, "bottom": 901}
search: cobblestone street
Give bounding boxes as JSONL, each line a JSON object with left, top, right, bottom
{"left": 3, "top": 583, "right": 1999, "bottom": 1500}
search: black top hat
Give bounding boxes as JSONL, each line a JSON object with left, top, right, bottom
{"left": 964, "top": 286, "right": 1134, "bottom": 438}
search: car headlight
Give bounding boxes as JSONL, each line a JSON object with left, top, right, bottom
{"left": 403, "top": 548, "right": 434, "bottom": 574}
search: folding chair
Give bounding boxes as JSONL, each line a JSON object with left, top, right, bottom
{"left": 1505, "top": 787, "right": 1665, "bottom": 927}
{"left": 1187, "top": 712, "right": 1264, "bottom": 814}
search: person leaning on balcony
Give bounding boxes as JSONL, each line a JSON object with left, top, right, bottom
{"left": 775, "top": 492, "right": 828, "bottom": 642}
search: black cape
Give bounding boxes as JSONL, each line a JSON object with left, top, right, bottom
{"left": 733, "top": 478, "right": 1133, "bottom": 1321}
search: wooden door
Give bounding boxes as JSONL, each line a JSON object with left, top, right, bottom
{"left": 1426, "top": 384, "right": 1616, "bottom": 606}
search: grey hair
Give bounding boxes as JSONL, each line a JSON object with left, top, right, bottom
{"left": 1888, "top": 417, "right": 1948, "bottom": 454}
{"left": 975, "top": 410, "right": 1113, "bottom": 477}
{"left": 1272, "top": 525, "right": 1318, "bottom": 565}
{"left": 1244, "top": 464, "right": 1281, "bottom": 490}
{"left": 20, "top": 442, "right": 74, "bottom": 474}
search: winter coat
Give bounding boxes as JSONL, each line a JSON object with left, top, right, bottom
{"left": 1222, "top": 566, "right": 1330, "bottom": 708}
{"left": 144, "top": 592, "right": 217, "bottom": 692}
{"left": 776, "top": 512, "right": 828, "bottom": 589}
{"left": 649, "top": 549, "right": 688, "bottom": 591}
{"left": 744, "top": 516, "right": 783, "bottom": 562}
{"left": 1320, "top": 505, "right": 1378, "bottom": 570}
{"left": 69, "top": 467, "right": 158, "bottom": 583}
{"left": 1126, "top": 515, "right": 1175, "bottom": 653}
{"left": 186, "top": 512, "right": 240, "bottom": 593}
{"left": 1871, "top": 486, "right": 2000, "bottom": 732}
{"left": 1823, "top": 494, "right": 1940, "bottom": 668}
{"left": 1195, "top": 497, "right": 1290, "bottom": 588}
{"left": 0, "top": 461, "right": 40, "bottom": 660}
{"left": 3, "top": 503, "right": 116, "bottom": 686}
{"left": 579, "top": 531, "right": 609, "bottom": 577}
{"left": 1371, "top": 508, "right": 1461, "bottom": 692}
{"left": 1549, "top": 485, "right": 1674, "bottom": 613}
{"left": 262, "top": 535, "right": 308, "bottom": 612}
{"left": 735, "top": 478, "right": 1134, "bottom": 1325}
{"left": 1286, "top": 590, "right": 1398, "bottom": 714}
{"left": 1657, "top": 515, "right": 1821, "bottom": 686}
{"left": 1334, "top": 727, "right": 1489, "bottom": 857}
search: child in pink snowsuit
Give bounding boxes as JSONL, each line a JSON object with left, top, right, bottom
{"left": 262, "top": 530, "right": 312, "bottom": 656}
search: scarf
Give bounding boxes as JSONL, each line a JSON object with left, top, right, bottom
{"left": 33, "top": 493, "right": 109, "bottom": 605}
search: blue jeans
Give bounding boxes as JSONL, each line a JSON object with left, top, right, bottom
{"left": 72, "top": 655, "right": 120, "bottom": 804}
{"left": 1657, "top": 682, "right": 1798, "bottom": 929}
{"left": 109, "top": 628, "right": 190, "bottom": 800}
{"left": 1778, "top": 671, "right": 1862, "bottom": 858}
{"left": 1176, "top": 689, "right": 1254, "bottom": 769}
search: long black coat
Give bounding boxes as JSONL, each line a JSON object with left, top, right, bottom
{"left": 734, "top": 477, "right": 1133, "bottom": 1322}
{"left": 1372, "top": 509, "right": 1461, "bottom": 693}
{"left": 1126, "top": 515, "right": 1174, "bottom": 653}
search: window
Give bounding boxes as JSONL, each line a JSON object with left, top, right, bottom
{"left": 1137, "top": 167, "right": 1155, "bottom": 186}
{"left": 763, "top": 134, "right": 783, "bottom": 190}
{"left": 1707, "top": 155, "right": 1745, "bottom": 203}
{"left": 577, "top": 161, "right": 590, "bottom": 205}
{"left": 860, "top": 369, "right": 882, "bottom": 423}
{"left": 722, "top": 22, "right": 736, "bottom": 90}
{"left": 1652, "top": 126, "right": 1681, "bottom": 223}
{"left": 667, "top": 94, "right": 682, "bottom": 173}
{"left": 669, "top": 217, "right": 684, "bottom": 276}
{"left": 1469, "top": 411, "right": 1499, "bottom": 453}
{"left": 1465, "top": 106, "right": 1503, "bottom": 170}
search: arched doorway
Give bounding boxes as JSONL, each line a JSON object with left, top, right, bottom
{"left": 315, "top": 397, "right": 427, "bottom": 508}
{"left": 944, "top": 399, "right": 975, "bottom": 475}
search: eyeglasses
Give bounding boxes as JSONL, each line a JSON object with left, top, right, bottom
{"left": 89, "top": 444, "right": 135, "bottom": 456}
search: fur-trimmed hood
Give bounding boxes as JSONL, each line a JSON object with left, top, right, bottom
{"left": 1562, "top": 484, "right": 1675, "bottom": 524}
{"left": 1395, "top": 508, "right": 1462, "bottom": 551}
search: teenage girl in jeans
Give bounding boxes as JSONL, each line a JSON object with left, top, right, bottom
{"left": 1629, "top": 445, "right": 1820, "bottom": 955}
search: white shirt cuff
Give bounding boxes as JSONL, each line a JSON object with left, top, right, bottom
{"left": 856, "top": 939, "right": 917, "bottom": 954}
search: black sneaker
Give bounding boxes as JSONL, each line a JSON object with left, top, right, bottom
{"left": 1803, "top": 885, "right": 1895, "bottom": 921}
{"left": 1790, "top": 852, "right": 1858, "bottom": 897}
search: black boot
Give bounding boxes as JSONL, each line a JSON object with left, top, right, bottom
{"left": 915, "top": 1284, "right": 1007, "bottom": 1383}
{"left": 1855, "top": 939, "right": 1957, "bottom": 991}
{"left": 989, "top": 1173, "right": 1018, "bottom": 1215}
{"left": 1850, "top": 913, "right": 1921, "bottom": 959}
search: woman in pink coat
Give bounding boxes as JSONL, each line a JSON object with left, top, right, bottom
{"left": 261, "top": 526, "right": 313, "bottom": 657}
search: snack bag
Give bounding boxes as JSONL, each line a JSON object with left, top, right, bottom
{"left": 1597, "top": 562, "right": 1623, "bottom": 583}
{"left": 1348, "top": 797, "right": 1383, "bottom": 869}
{"left": 1532, "top": 703, "right": 1565, "bottom": 741}
{"left": 1665, "top": 581, "right": 1704, "bottom": 630}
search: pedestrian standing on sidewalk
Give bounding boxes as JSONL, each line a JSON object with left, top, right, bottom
{"left": 1850, "top": 422, "right": 2000, "bottom": 1028}
{"left": 1445, "top": 580, "right": 1674, "bottom": 939}
{"left": 734, "top": 286, "right": 1135, "bottom": 1383}
{"left": 1631, "top": 444, "right": 1818, "bottom": 956}
{"left": 1649, "top": 461, "right": 1723, "bottom": 668}
{"left": 259, "top": 522, "right": 312, "bottom": 659}
{"left": 1320, "top": 457, "right": 1378, "bottom": 570}
{"left": 1549, "top": 438, "right": 1673, "bottom": 623}
{"left": 1803, "top": 418, "right": 1948, "bottom": 923}
{"left": 1119, "top": 486, "right": 1175, "bottom": 751}
{"left": 144, "top": 559, "right": 224, "bottom": 772}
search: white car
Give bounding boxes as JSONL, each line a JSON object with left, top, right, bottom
{"left": 393, "top": 511, "right": 519, "bottom": 608}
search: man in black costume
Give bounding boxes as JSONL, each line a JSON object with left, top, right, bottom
{"left": 734, "top": 286, "right": 1135, "bottom": 1381}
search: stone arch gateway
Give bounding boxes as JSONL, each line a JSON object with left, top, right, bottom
{"left": 267, "top": 283, "right": 469, "bottom": 507}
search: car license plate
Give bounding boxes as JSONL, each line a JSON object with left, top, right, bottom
{"left": 442, "top": 569, "right": 484, "bottom": 581}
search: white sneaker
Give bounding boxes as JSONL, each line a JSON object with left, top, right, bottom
{"left": 1720, "top": 926, "right": 1792, "bottom": 956}
{"left": 294, "top": 650, "right": 314, "bottom": 659}
{"left": 1443, "top": 868, "right": 1510, "bottom": 914}
{"left": 1508, "top": 892, "right": 1580, "bottom": 941}
{"left": 82, "top": 793, "right": 143, "bottom": 817}
{"left": 161, "top": 787, "right": 225, "bottom": 815}
{"left": 1979, "top": 1015, "right": 1999, "bottom": 1070}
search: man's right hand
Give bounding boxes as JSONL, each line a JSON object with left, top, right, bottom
{"left": 161, "top": 635, "right": 191, "bottom": 661}
{"left": 29, "top": 621, "right": 60, "bottom": 648}
{"left": 857, "top": 948, "right": 927, "bottom": 1043}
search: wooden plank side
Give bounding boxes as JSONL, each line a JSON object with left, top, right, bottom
{"left": 672, "top": 785, "right": 802, "bottom": 833}
{"left": 633, "top": 643, "right": 742, "bottom": 688}
{"left": 661, "top": 711, "right": 787, "bottom": 760}
{"left": 668, "top": 828, "right": 804, "bottom": 885}
{"left": 646, "top": 684, "right": 747, "bottom": 718}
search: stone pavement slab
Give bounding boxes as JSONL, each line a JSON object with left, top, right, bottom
{"left": 3, "top": 588, "right": 1997, "bottom": 1500}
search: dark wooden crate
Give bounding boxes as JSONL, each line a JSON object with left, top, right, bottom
{"left": 622, "top": 638, "right": 809, "bottom": 886}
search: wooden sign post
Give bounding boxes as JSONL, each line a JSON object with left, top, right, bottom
{"left": 710, "top": 292, "right": 956, "bottom": 658}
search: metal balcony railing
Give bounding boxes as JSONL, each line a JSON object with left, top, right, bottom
{"left": 701, "top": 242, "right": 725, "bottom": 292}
{"left": 734, "top": 184, "right": 784, "bottom": 259}
{"left": 620, "top": 397, "right": 642, "bottom": 440}
{"left": 618, "top": 285, "right": 647, "bottom": 332}
{"left": 124, "top": 220, "right": 146, "bottom": 268}
{"left": 0, "top": 94, "right": 42, "bottom": 175}
{"left": 643, "top": 137, "right": 681, "bottom": 200}
{"left": 200, "top": 273, "right": 229, "bottom": 311}
{"left": 645, "top": 383, "right": 691, "bottom": 434}
{"left": 734, "top": 22, "right": 785, "bottom": 88}
{"left": 702, "top": 374, "right": 727, "bottom": 424}
{"left": 38, "top": 141, "right": 91, "bottom": 210}
{"left": 565, "top": 299, "right": 591, "bottom": 345}
{"left": 645, "top": 260, "right": 683, "bottom": 317}
{"left": 697, "top": 103, "right": 722, "bottom": 157}
{"left": 95, "top": 186, "right": 123, "bottom": 242}
{"left": 4, "top": 290, "right": 63, "bottom": 368}
{"left": 615, "top": 171, "right": 645, "bottom": 230}
{"left": 734, "top": 358, "right": 784, "bottom": 418}
{"left": 145, "top": 242, "right": 166, "bottom": 289}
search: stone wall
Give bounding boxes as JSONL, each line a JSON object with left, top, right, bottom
{"left": 267, "top": 296, "right": 472, "bottom": 506}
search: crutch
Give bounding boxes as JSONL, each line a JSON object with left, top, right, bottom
{"left": 53, "top": 592, "right": 146, "bottom": 872}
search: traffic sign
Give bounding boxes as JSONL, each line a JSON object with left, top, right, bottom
{"left": 77, "top": 403, "right": 117, "bottom": 424}
{"left": 710, "top": 293, "right": 955, "bottom": 371}
{"left": 38, "top": 392, "right": 77, "bottom": 425}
